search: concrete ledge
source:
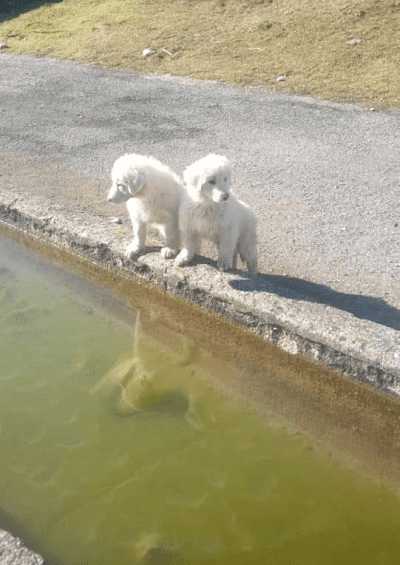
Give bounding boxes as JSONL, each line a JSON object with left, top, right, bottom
{"left": 0, "top": 529, "right": 44, "bottom": 565}
{"left": 1, "top": 191, "right": 399, "bottom": 397}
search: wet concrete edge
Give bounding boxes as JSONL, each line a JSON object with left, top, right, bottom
{"left": 1, "top": 197, "right": 399, "bottom": 399}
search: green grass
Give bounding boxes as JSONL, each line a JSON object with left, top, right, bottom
{"left": 1, "top": 0, "right": 400, "bottom": 108}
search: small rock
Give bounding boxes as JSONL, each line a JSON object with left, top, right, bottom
{"left": 276, "top": 75, "right": 286, "bottom": 83}
{"left": 142, "top": 48, "right": 153, "bottom": 57}
{"left": 0, "top": 44, "right": 10, "bottom": 50}
{"left": 347, "top": 38, "right": 362, "bottom": 45}
{"left": 111, "top": 217, "right": 123, "bottom": 224}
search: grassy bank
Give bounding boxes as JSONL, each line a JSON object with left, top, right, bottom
{"left": 1, "top": 0, "right": 400, "bottom": 108}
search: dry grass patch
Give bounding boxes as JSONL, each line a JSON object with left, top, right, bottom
{"left": 1, "top": 0, "right": 400, "bottom": 108}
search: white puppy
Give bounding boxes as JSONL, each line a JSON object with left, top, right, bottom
{"left": 107, "top": 153, "right": 184, "bottom": 259}
{"left": 175, "top": 154, "right": 258, "bottom": 272}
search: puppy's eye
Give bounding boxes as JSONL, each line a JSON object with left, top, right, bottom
{"left": 208, "top": 178, "right": 216, "bottom": 185}
{"left": 117, "top": 183, "right": 125, "bottom": 190}
{"left": 224, "top": 177, "right": 227, "bottom": 182}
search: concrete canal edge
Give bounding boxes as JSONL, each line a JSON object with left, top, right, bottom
{"left": 0, "top": 528, "right": 44, "bottom": 565}
{"left": 1, "top": 191, "right": 399, "bottom": 399}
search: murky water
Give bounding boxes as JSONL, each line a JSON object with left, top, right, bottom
{"left": 1, "top": 235, "right": 400, "bottom": 565}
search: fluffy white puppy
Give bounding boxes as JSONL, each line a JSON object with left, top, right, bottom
{"left": 107, "top": 153, "right": 184, "bottom": 259}
{"left": 175, "top": 154, "right": 258, "bottom": 272}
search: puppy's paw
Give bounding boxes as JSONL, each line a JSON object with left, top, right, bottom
{"left": 126, "top": 242, "right": 142, "bottom": 259}
{"left": 161, "top": 246, "right": 177, "bottom": 259}
{"left": 217, "top": 257, "right": 232, "bottom": 271}
{"left": 175, "top": 249, "right": 192, "bottom": 267}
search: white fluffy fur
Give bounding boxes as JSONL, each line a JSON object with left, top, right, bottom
{"left": 107, "top": 153, "right": 184, "bottom": 259}
{"left": 175, "top": 154, "right": 258, "bottom": 272}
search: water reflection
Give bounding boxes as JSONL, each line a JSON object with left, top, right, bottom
{"left": 91, "top": 312, "right": 204, "bottom": 429}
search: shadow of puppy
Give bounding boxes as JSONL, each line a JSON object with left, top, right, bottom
{"left": 230, "top": 272, "right": 400, "bottom": 331}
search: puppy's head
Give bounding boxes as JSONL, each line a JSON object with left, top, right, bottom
{"left": 184, "top": 154, "right": 232, "bottom": 204}
{"left": 107, "top": 155, "right": 147, "bottom": 204}
{"left": 200, "top": 174, "right": 231, "bottom": 203}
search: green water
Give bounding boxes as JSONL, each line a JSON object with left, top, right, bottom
{"left": 1, "top": 237, "right": 400, "bottom": 565}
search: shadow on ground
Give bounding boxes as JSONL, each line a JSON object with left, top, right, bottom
{"left": 119, "top": 248, "right": 400, "bottom": 332}
{"left": 0, "top": 1, "right": 63, "bottom": 23}
{"left": 230, "top": 273, "right": 400, "bottom": 331}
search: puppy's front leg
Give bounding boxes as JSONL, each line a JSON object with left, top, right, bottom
{"left": 217, "top": 233, "right": 236, "bottom": 271}
{"left": 175, "top": 232, "right": 199, "bottom": 267}
{"left": 126, "top": 221, "right": 147, "bottom": 259}
{"left": 161, "top": 218, "right": 180, "bottom": 259}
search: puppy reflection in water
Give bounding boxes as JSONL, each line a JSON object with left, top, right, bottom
{"left": 90, "top": 312, "right": 203, "bottom": 428}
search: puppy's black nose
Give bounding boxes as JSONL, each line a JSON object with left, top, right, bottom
{"left": 222, "top": 193, "right": 229, "bottom": 201}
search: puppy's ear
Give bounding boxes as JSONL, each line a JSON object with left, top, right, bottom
{"left": 127, "top": 169, "right": 147, "bottom": 196}
{"left": 184, "top": 170, "right": 201, "bottom": 191}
